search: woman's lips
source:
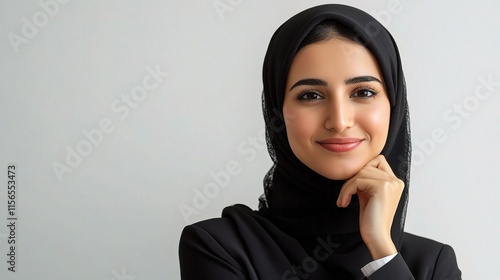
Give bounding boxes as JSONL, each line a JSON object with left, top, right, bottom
{"left": 317, "top": 138, "right": 363, "bottom": 153}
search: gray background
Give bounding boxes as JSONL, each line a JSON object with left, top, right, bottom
{"left": 1, "top": 0, "right": 499, "bottom": 279}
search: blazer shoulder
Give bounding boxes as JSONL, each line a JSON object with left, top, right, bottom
{"left": 401, "top": 232, "right": 445, "bottom": 253}
{"left": 181, "top": 204, "right": 257, "bottom": 242}
{"left": 180, "top": 216, "right": 243, "bottom": 253}
{"left": 179, "top": 217, "right": 251, "bottom": 279}
{"left": 401, "top": 232, "right": 461, "bottom": 279}
{"left": 180, "top": 205, "right": 258, "bottom": 262}
{"left": 187, "top": 216, "right": 236, "bottom": 234}
{"left": 179, "top": 205, "right": 274, "bottom": 279}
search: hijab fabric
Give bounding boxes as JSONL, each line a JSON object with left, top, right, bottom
{"left": 259, "top": 3, "right": 411, "bottom": 255}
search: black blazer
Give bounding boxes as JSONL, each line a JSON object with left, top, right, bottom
{"left": 179, "top": 205, "right": 461, "bottom": 280}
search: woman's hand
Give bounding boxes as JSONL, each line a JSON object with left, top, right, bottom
{"left": 336, "top": 155, "right": 404, "bottom": 260}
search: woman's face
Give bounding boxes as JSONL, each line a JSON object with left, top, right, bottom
{"left": 283, "top": 38, "right": 391, "bottom": 180}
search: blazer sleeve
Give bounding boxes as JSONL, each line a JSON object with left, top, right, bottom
{"left": 179, "top": 224, "right": 247, "bottom": 280}
{"left": 430, "top": 245, "right": 462, "bottom": 280}
{"left": 366, "top": 244, "right": 461, "bottom": 280}
{"left": 366, "top": 254, "right": 414, "bottom": 280}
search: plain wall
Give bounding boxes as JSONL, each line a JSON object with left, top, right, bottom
{"left": 0, "top": 0, "right": 499, "bottom": 279}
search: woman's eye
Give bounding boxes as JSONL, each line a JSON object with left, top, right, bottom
{"left": 298, "top": 91, "right": 323, "bottom": 101}
{"left": 351, "top": 89, "right": 378, "bottom": 99}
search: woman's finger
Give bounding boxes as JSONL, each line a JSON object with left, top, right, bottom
{"left": 337, "top": 177, "right": 380, "bottom": 208}
{"left": 364, "top": 155, "right": 396, "bottom": 176}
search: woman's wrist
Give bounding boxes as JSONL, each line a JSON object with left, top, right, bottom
{"left": 365, "top": 237, "right": 397, "bottom": 260}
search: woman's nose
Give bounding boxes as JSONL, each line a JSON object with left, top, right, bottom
{"left": 324, "top": 97, "right": 354, "bottom": 133}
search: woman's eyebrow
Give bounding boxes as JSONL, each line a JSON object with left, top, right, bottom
{"left": 289, "top": 78, "right": 328, "bottom": 90}
{"left": 289, "top": 76, "right": 382, "bottom": 90}
{"left": 344, "top": 75, "right": 382, "bottom": 85}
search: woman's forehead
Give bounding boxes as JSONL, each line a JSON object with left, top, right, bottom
{"left": 286, "top": 39, "right": 383, "bottom": 86}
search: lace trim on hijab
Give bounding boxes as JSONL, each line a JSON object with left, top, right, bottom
{"left": 259, "top": 91, "right": 275, "bottom": 210}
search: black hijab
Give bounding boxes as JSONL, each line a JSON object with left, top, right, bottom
{"left": 258, "top": 3, "right": 411, "bottom": 256}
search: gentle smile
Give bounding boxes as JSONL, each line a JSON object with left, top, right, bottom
{"left": 317, "top": 138, "right": 363, "bottom": 153}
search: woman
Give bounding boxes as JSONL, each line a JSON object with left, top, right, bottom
{"left": 179, "top": 4, "right": 461, "bottom": 279}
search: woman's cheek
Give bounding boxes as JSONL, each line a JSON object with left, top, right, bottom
{"left": 285, "top": 109, "right": 317, "bottom": 142}
{"left": 284, "top": 110, "right": 307, "bottom": 134}
{"left": 360, "top": 105, "right": 391, "bottom": 146}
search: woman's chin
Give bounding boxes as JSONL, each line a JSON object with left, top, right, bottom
{"left": 319, "top": 169, "right": 359, "bottom": 181}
